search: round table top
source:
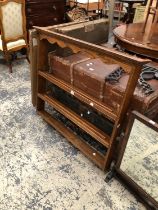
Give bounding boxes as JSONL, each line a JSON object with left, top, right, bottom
{"left": 113, "top": 23, "right": 158, "bottom": 59}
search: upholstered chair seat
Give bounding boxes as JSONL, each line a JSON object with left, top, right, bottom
{"left": 0, "top": 36, "right": 26, "bottom": 51}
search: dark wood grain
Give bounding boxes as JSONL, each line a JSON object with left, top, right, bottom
{"left": 38, "top": 93, "right": 110, "bottom": 148}
{"left": 38, "top": 110, "right": 106, "bottom": 170}
{"left": 25, "top": 0, "right": 65, "bottom": 30}
{"left": 38, "top": 71, "right": 117, "bottom": 122}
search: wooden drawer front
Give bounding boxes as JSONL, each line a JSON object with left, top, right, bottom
{"left": 26, "top": 1, "right": 64, "bottom": 17}
{"left": 26, "top": 0, "right": 62, "bottom": 4}
{"left": 27, "top": 15, "right": 63, "bottom": 28}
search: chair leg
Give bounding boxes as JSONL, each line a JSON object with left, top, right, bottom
{"left": 150, "top": 10, "right": 158, "bottom": 39}
{"left": 8, "top": 62, "right": 12, "bottom": 73}
{"left": 20, "top": 47, "right": 30, "bottom": 63}
{"left": 26, "top": 55, "right": 30, "bottom": 63}
{"left": 7, "top": 58, "right": 12, "bottom": 73}
{"left": 4, "top": 51, "right": 13, "bottom": 73}
{"left": 26, "top": 47, "right": 30, "bottom": 63}
{"left": 142, "top": 0, "right": 153, "bottom": 32}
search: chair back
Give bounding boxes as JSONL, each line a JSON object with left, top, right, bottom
{"left": 0, "top": 0, "right": 27, "bottom": 48}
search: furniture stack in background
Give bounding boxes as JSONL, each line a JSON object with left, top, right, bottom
{"left": 25, "top": 0, "right": 65, "bottom": 30}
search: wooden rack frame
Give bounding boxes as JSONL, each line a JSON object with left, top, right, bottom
{"left": 32, "top": 24, "right": 149, "bottom": 170}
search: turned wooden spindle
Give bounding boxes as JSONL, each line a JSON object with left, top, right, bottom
{"left": 142, "top": 0, "right": 158, "bottom": 32}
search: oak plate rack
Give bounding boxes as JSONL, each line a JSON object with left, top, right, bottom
{"left": 31, "top": 24, "right": 149, "bottom": 170}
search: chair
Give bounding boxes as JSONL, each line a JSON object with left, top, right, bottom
{"left": 142, "top": 0, "right": 158, "bottom": 32}
{"left": 0, "top": 0, "right": 28, "bottom": 73}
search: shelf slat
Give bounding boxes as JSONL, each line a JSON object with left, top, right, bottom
{"left": 38, "top": 110, "right": 105, "bottom": 169}
{"left": 38, "top": 93, "right": 110, "bottom": 148}
{"left": 38, "top": 71, "right": 117, "bottom": 122}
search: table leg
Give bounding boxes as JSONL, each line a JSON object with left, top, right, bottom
{"left": 126, "top": 2, "right": 135, "bottom": 23}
